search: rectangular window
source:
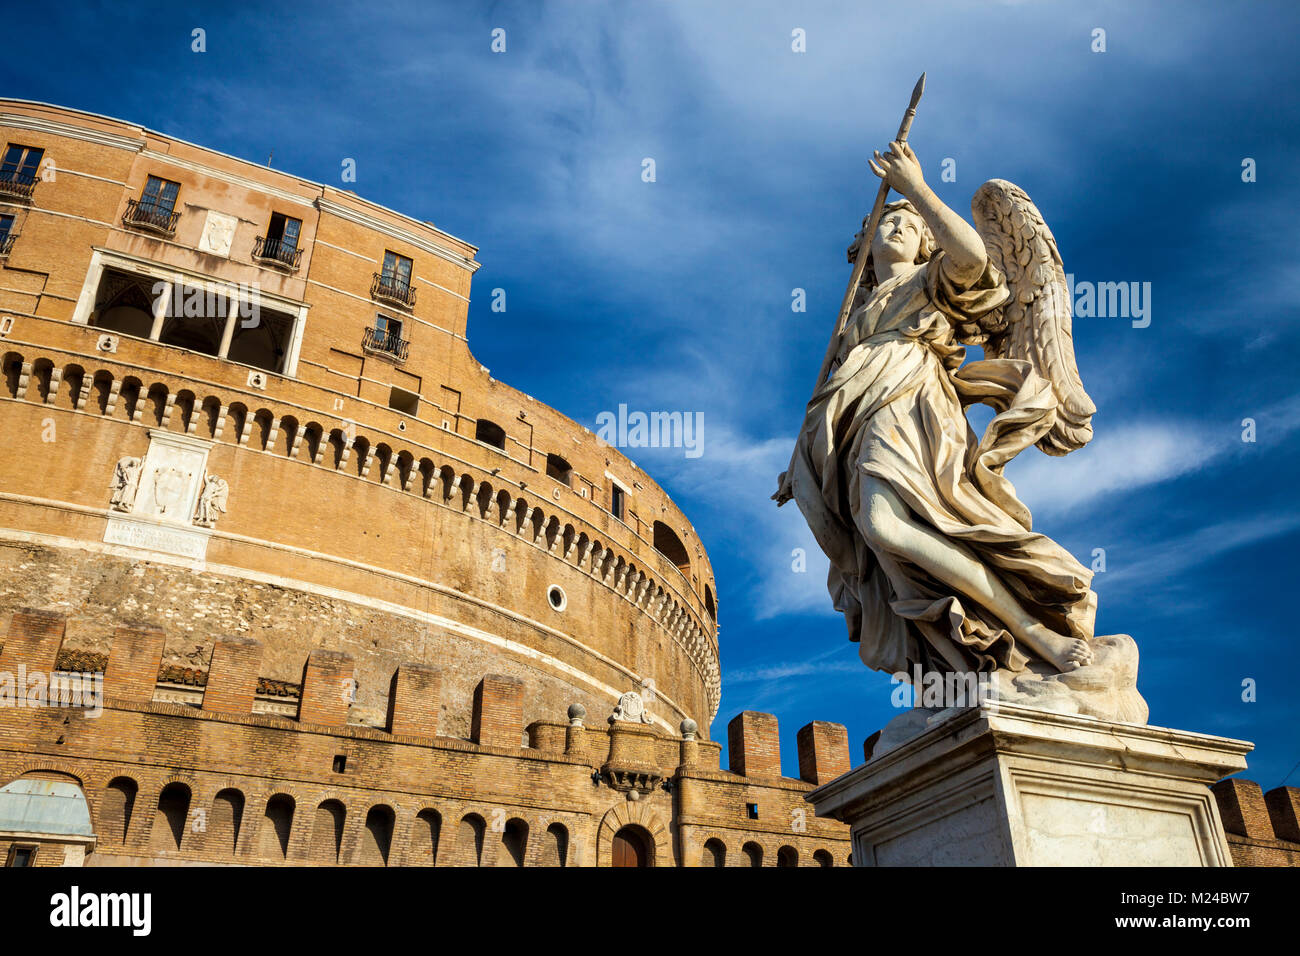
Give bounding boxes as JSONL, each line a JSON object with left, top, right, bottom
{"left": 0, "top": 214, "right": 13, "bottom": 238}
{"left": 364, "top": 315, "right": 408, "bottom": 360}
{"left": 382, "top": 250, "right": 413, "bottom": 285}
{"left": 1, "top": 144, "right": 43, "bottom": 182}
{"left": 5, "top": 844, "right": 37, "bottom": 867}
{"left": 388, "top": 386, "right": 420, "bottom": 417}
{"left": 746, "top": 803, "right": 759, "bottom": 820}
{"left": 140, "top": 175, "right": 180, "bottom": 215}
{"left": 266, "top": 212, "right": 302, "bottom": 252}
{"left": 611, "top": 484, "right": 626, "bottom": 521}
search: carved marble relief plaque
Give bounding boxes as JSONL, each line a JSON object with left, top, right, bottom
{"left": 197, "top": 210, "right": 238, "bottom": 258}
{"left": 104, "top": 430, "right": 215, "bottom": 560}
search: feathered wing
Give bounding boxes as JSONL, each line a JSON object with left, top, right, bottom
{"left": 964, "top": 179, "right": 1095, "bottom": 456}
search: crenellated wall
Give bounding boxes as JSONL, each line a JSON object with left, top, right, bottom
{"left": 1212, "top": 778, "right": 1300, "bottom": 867}
{"left": 0, "top": 608, "right": 848, "bottom": 867}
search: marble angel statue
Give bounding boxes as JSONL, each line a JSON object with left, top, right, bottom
{"left": 194, "top": 474, "right": 229, "bottom": 528}
{"left": 774, "top": 138, "right": 1144, "bottom": 721}
{"left": 109, "top": 457, "right": 142, "bottom": 513}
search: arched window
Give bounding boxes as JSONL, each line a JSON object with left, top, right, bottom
{"left": 653, "top": 521, "right": 690, "bottom": 574}
{"left": 260, "top": 794, "right": 295, "bottom": 860}
{"left": 415, "top": 808, "right": 441, "bottom": 866}
{"left": 704, "top": 584, "right": 716, "bottom": 620}
{"left": 210, "top": 789, "right": 245, "bottom": 855}
{"left": 458, "top": 813, "right": 486, "bottom": 866}
{"left": 611, "top": 825, "right": 653, "bottom": 868}
{"left": 475, "top": 418, "right": 506, "bottom": 450}
{"left": 742, "top": 841, "right": 763, "bottom": 867}
{"left": 149, "top": 782, "right": 191, "bottom": 852}
{"left": 89, "top": 269, "right": 156, "bottom": 339}
{"left": 361, "top": 804, "right": 395, "bottom": 865}
{"left": 702, "top": 838, "right": 726, "bottom": 867}
{"left": 545, "top": 453, "right": 572, "bottom": 487}
{"left": 502, "top": 818, "right": 528, "bottom": 867}
{"left": 813, "top": 848, "right": 834, "bottom": 868}
{"left": 777, "top": 845, "right": 799, "bottom": 867}
{"left": 309, "top": 800, "right": 345, "bottom": 864}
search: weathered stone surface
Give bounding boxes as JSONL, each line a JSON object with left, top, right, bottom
{"left": 809, "top": 702, "right": 1252, "bottom": 867}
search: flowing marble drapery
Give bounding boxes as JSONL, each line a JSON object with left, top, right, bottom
{"left": 786, "top": 250, "right": 1097, "bottom": 676}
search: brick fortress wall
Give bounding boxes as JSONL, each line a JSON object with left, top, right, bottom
{"left": 0, "top": 608, "right": 850, "bottom": 866}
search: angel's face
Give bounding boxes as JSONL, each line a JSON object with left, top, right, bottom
{"left": 872, "top": 210, "right": 922, "bottom": 264}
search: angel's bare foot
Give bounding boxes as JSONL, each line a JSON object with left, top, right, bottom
{"left": 1018, "top": 622, "right": 1093, "bottom": 672}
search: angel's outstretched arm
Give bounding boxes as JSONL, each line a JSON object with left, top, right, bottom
{"left": 869, "top": 141, "right": 986, "bottom": 284}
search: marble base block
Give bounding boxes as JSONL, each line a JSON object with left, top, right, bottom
{"left": 807, "top": 702, "right": 1252, "bottom": 866}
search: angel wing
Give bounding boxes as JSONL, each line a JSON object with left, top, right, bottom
{"left": 961, "top": 179, "right": 1095, "bottom": 456}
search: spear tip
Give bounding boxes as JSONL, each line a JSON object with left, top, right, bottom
{"left": 911, "top": 72, "right": 926, "bottom": 106}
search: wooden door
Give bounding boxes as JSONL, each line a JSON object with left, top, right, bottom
{"left": 611, "top": 827, "right": 647, "bottom": 867}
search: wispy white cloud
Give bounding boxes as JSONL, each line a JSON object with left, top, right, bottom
{"left": 1006, "top": 392, "right": 1300, "bottom": 518}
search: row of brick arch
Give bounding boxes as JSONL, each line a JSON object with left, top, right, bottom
{"left": 96, "top": 775, "right": 571, "bottom": 867}
{"left": 701, "top": 837, "right": 844, "bottom": 868}
{"left": 1, "top": 350, "right": 720, "bottom": 706}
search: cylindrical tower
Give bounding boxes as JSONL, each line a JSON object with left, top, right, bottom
{"left": 0, "top": 100, "right": 719, "bottom": 739}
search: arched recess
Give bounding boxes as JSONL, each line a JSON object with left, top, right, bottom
{"left": 653, "top": 521, "right": 690, "bottom": 575}
{"left": 501, "top": 817, "right": 528, "bottom": 867}
{"left": 360, "top": 804, "right": 395, "bottom": 865}
{"left": 540, "top": 822, "right": 568, "bottom": 867}
{"left": 278, "top": 415, "right": 299, "bottom": 456}
{"left": 457, "top": 812, "right": 486, "bottom": 867}
{"left": 596, "top": 803, "right": 670, "bottom": 868}
{"left": 259, "top": 793, "right": 295, "bottom": 860}
{"left": 172, "top": 389, "right": 196, "bottom": 433}
{"left": 702, "top": 837, "right": 726, "bottom": 867}
{"left": 149, "top": 782, "right": 191, "bottom": 852}
{"left": 410, "top": 808, "right": 441, "bottom": 866}
{"left": 777, "top": 845, "right": 799, "bottom": 867}
{"left": 101, "top": 776, "right": 138, "bottom": 846}
{"left": 309, "top": 799, "right": 346, "bottom": 864}
{"left": 208, "top": 789, "right": 245, "bottom": 855}
{"left": 91, "top": 370, "right": 114, "bottom": 415}
{"left": 62, "top": 364, "right": 86, "bottom": 411}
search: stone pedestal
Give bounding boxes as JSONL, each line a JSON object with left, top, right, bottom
{"left": 807, "top": 702, "right": 1252, "bottom": 866}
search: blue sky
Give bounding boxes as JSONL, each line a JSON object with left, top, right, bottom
{"left": 5, "top": 1, "right": 1298, "bottom": 785}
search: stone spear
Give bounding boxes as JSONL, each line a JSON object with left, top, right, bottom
{"left": 810, "top": 72, "right": 926, "bottom": 392}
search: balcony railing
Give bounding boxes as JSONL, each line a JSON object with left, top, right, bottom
{"left": 0, "top": 170, "right": 37, "bottom": 201}
{"left": 252, "top": 235, "right": 303, "bottom": 271}
{"left": 362, "top": 326, "right": 410, "bottom": 361}
{"left": 123, "top": 198, "right": 180, "bottom": 236}
{"left": 371, "top": 272, "right": 417, "bottom": 309}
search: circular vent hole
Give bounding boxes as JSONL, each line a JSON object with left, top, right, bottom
{"left": 547, "top": 585, "right": 567, "bottom": 612}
